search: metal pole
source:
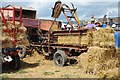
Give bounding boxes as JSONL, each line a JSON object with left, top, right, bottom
{"left": 20, "top": 7, "right": 22, "bottom": 26}
{"left": 12, "top": 7, "right": 15, "bottom": 26}
{"left": 0, "top": 1, "right": 2, "bottom": 74}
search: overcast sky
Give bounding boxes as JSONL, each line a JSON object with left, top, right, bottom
{"left": 1, "top": 0, "right": 119, "bottom": 22}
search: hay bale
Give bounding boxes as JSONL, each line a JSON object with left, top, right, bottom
{"left": 105, "top": 68, "right": 119, "bottom": 78}
{"left": 87, "top": 47, "right": 118, "bottom": 78}
{"left": 1, "top": 22, "right": 29, "bottom": 48}
{"left": 17, "top": 36, "right": 30, "bottom": 46}
{"left": 86, "top": 31, "right": 93, "bottom": 46}
{"left": 58, "top": 32, "right": 92, "bottom": 45}
{"left": 80, "top": 35, "right": 89, "bottom": 45}
{"left": 87, "top": 47, "right": 115, "bottom": 61}
{"left": 77, "top": 53, "right": 89, "bottom": 69}
{"left": 2, "top": 40, "right": 13, "bottom": 48}
{"left": 116, "top": 48, "right": 120, "bottom": 58}
{"left": 15, "top": 32, "right": 26, "bottom": 40}
{"left": 97, "top": 68, "right": 119, "bottom": 78}
{"left": 57, "top": 28, "right": 93, "bottom": 46}
{"left": 77, "top": 46, "right": 118, "bottom": 78}
{"left": 86, "top": 63, "right": 105, "bottom": 75}
{"left": 58, "top": 35, "right": 80, "bottom": 45}
{"left": 106, "top": 58, "right": 119, "bottom": 69}
{"left": 92, "top": 27, "right": 115, "bottom": 48}
{"left": 0, "top": 33, "right": 6, "bottom": 41}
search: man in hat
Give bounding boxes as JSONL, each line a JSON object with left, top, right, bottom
{"left": 85, "top": 15, "right": 97, "bottom": 29}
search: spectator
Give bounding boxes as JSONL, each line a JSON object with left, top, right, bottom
{"left": 101, "top": 23, "right": 107, "bottom": 28}
{"left": 85, "top": 18, "right": 96, "bottom": 29}
{"left": 114, "top": 29, "right": 120, "bottom": 48}
{"left": 91, "top": 15, "right": 95, "bottom": 22}
{"left": 82, "top": 19, "right": 88, "bottom": 27}
{"left": 103, "top": 15, "right": 107, "bottom": 24}
{"left": 85, "top": 15, "right": 96, "bottom": 29}
{"left": 95, "top": 22, "right": 102, "bottom": 30}
{"left": 109, "top": 18, "right": 114, "bottom": 27}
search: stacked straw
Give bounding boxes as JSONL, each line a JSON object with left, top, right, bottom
{"left": 58, "top": 35, "right": 80, "bottom": 44}
{"left": 1, "top": 22, "right": 29, "bottom": 48}
{"left": 77, "top": 46, "right": 119, "bottom": 78}
{"left": 92, "top": 27, "right": 115, "bottom": 48}
{"left": 58, "top": 29, "right": 93, "bottom": 46}
{"left": 77, "top": 27, "right": 120, "bottom": 78}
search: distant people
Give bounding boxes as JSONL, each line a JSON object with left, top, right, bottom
{"left": 91, "top": 15, "right": 95, "bottom": 22}
{"left": 109, "top": 18, "right": 114, "bottom": 27}
{"left": 95, "top": 22, "right": 102, "bottom": 30}
{"left": 101, "top": 15, "right": 108, "bottom": 28}
{"left": 85, "top": 16, "right": 96, "bottom": 29}
{"left": 103, "top": 15, "right": 107, "bottom": 24}
{"left": 114, "top": 29, "right": 120, "bottom": 48}
{"left": 82, "top": 20, "right": 88, "bottom": 27}
{"left": 64, "top": 25, "right": 67, "bottom": 30}
{"left": 101, "top": 22, "right": 107, "bottom": 28}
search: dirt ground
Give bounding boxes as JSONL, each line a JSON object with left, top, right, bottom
{"left": 1, "top": 51, "right": 98, "bottom": 78}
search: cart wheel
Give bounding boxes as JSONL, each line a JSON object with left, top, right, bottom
{"left": 11, "top": 55, "right": 21, "bottom": 70}
{"left": 53, "top": 50, "right": 67, "bottom": 66}
{"left": 16, "top": 45, "right": 26, "bottom": 59}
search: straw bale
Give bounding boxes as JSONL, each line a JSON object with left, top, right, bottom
{"left": 1, "top": 22, "right": 29, "bottom": 48}
{"left": 92, "top": 27, "right": 115, "bottom": 48}
{"left": 80, "top": 35, "right": 89, "bottom": 45}
{"left": 106, "top": 58, "right": 119, "bottom": 69}
{"left": 58, "top": 31, "right": 92, "bottom": 45}
{"left": 97, "top": 68, "right": 119, "bottom": 78}
{"left": 58, "top": 35, "right": 80, "bottom": 44}
{"left": 77, "top": 46, "right": 118, "bottom": 78}
{"left": 0, "top": 34, "right": 6, "bottom": 41}
{"left": 18, "top": 25, "right": 27, "bottom": 32}
{"left": 77, "top": 28, "right": 118, "bottom": 78}
{"left": 2, "top": 40, "right": 13, "bottom": 48}
{"left": 58, "top": 27, "right": 115, "bottom": 46}
{"left": 97, "top": 27, "right": 114, "bottom": 33}
{"left": 86, "top": 63, "right": 105, "bottom": 74}
{"left": 105, "top": 68, "right": 119, "bottom": 78}
{"left": 116, "top": 48, "right": 120, "bottom": 58}
{"left": 15, "top": 32, "right": 26, "bottom": 40}
{"left": 77, "top": 53, "right": 89, "bottom": 69}
{"left": 86, "top": 31, "right": 93, "bottom": 46}
{"left": 87, "top": 47, "right": 115, "bottom": 60}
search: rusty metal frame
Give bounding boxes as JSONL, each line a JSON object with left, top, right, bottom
{"left": 0, "top": 7, "right": 22, "bottom": 26}
{"left": 51, "top": 3, "right": 81, "bottom": 30}
{"left": 0, "top": 7, "right": 23, "bottom": 47}
{"left": 29, "top": 3, "right": 88, "bottom": 55}
{"left": 30, "top": 28, "right": 88, "bottom": 54}
{"left": 62, "top": 4, "right": 81, "bottom": 29}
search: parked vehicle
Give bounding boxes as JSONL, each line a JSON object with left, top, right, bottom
{"left": 27, "top": 2, "right": 88, "bottom": 66}
{"left": 0, "top": 7, "right": 31, "bottom": 70}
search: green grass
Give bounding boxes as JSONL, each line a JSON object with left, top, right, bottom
{"left": 0, "top": 75, "right": 9, "bottom": 79}
{"left": 61, "top": 74, "right": 71, "bottom": 78}
{"left": 17, "top": 69, "right": 28, "bottom": 74}
{"left": 43, "top": 71, "right": 55, "bottom": 76}
{"left": 54, "top": 70, "right": 60, "bottom": 72}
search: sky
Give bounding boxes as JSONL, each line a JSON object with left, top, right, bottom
{"left": 0, "top": 0, "right": 119, "bottom": 22}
